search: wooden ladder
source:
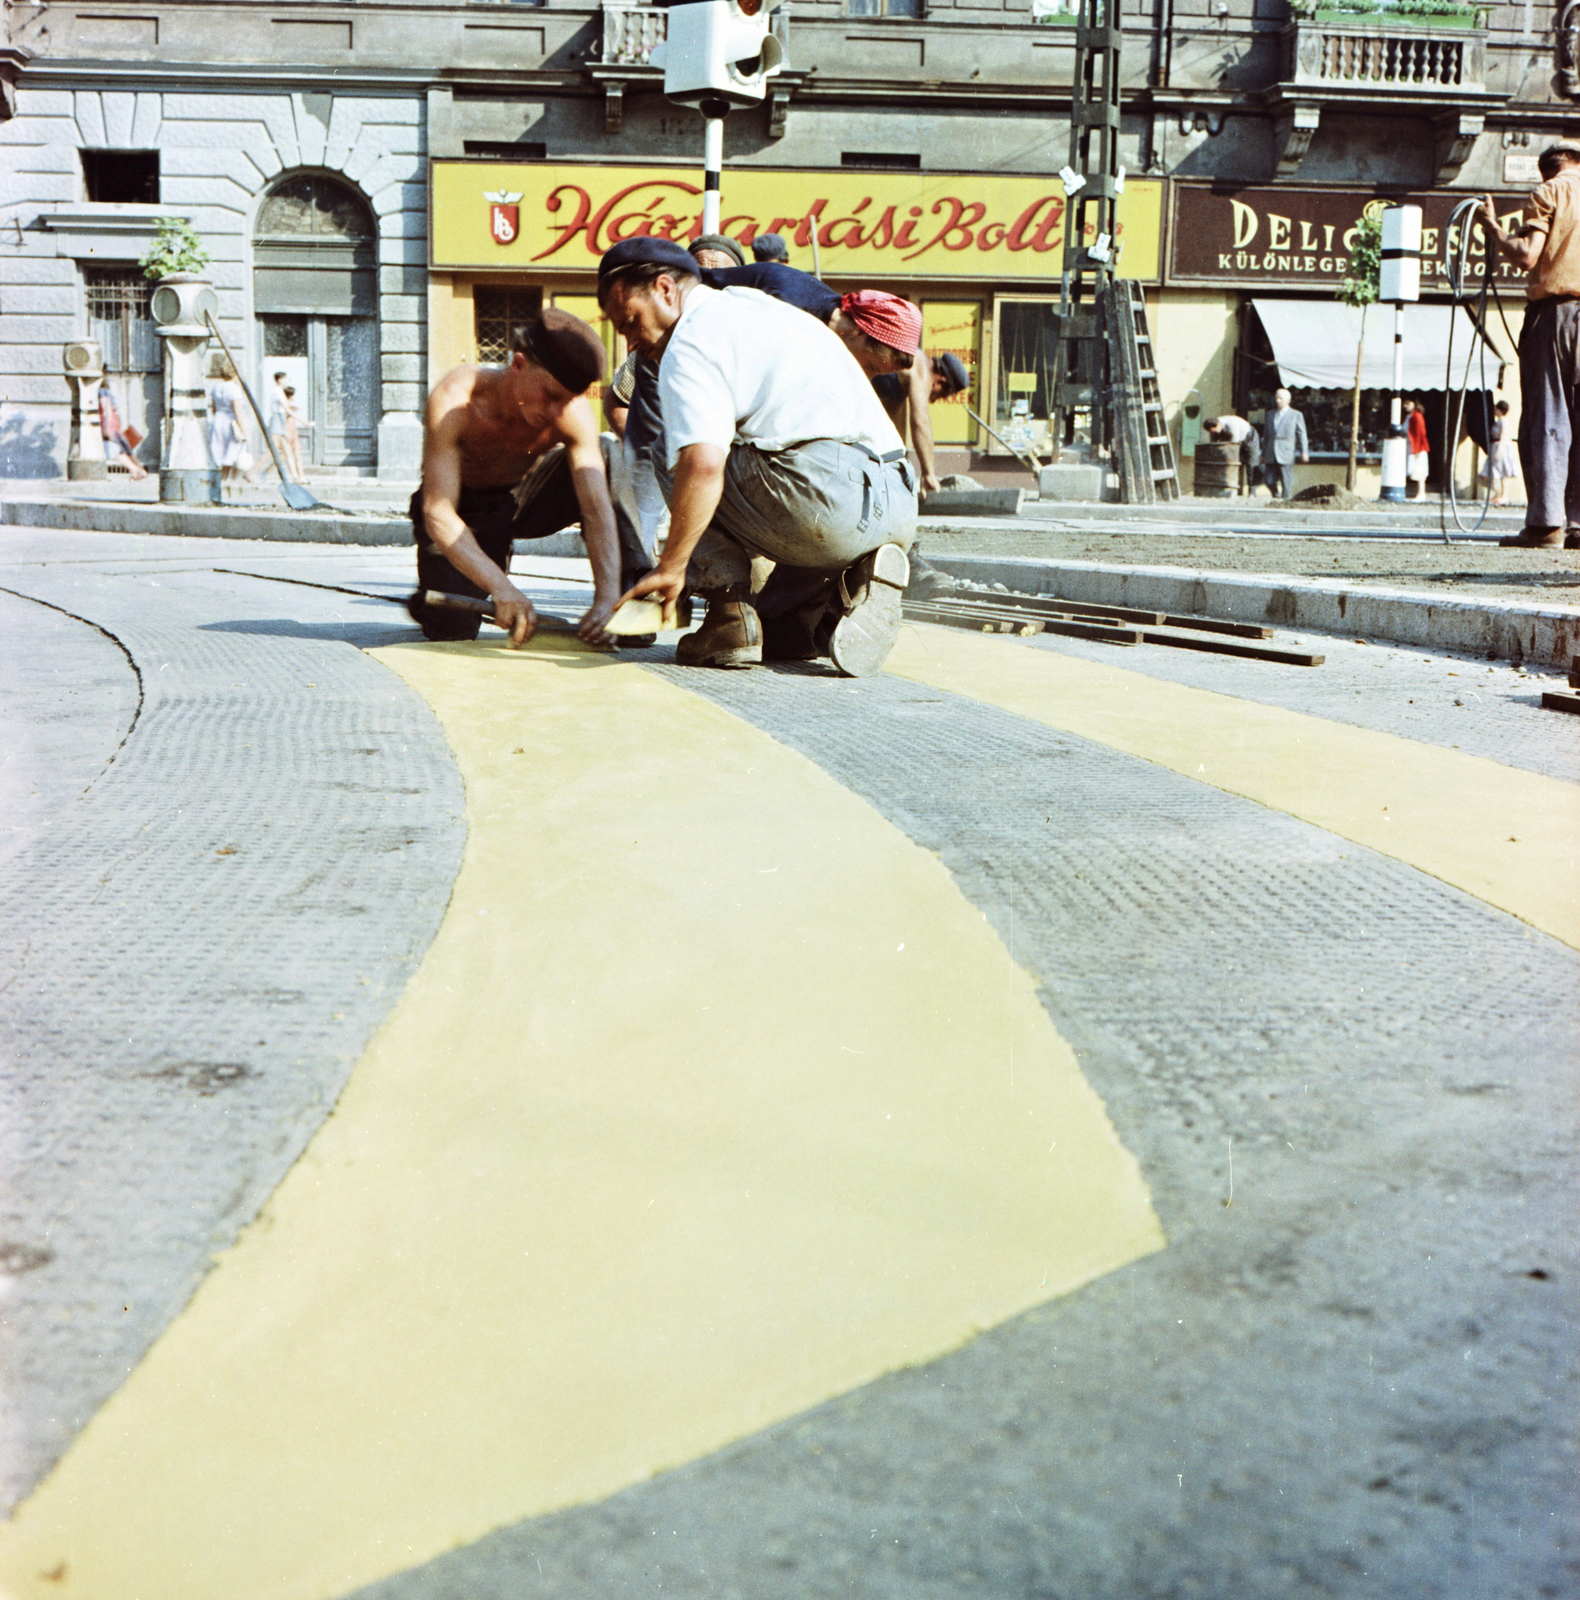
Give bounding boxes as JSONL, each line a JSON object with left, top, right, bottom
{"left": 1107, "top": 279, "right": 1180, "bottom": 504}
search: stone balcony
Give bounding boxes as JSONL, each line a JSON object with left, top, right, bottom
{"left": 1284, "top": 13, "right": 1487, "bottom": 93}
{"left": 1266, "top": 13, "right": 1501, "bottom": 181}
{"left": 600, "top": 0, "right": 665, "bottom": 65}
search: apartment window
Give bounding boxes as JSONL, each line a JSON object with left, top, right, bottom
{"left": 81, "top": 149, "right": 160, "bottom": 204}
{"left": 848, "top": 0, "right": 923, "bottom": 16}
{"left": 463, "top": 141, "right": 548, "bottom": 160}
{"left": 85, "top": 267, "right": 159, "bottom": 371}
{"left": 474, "top": 286, "right": 544, "bottom": 365}
{"left": 841, "top": 152, "right": 922, "bottom": 170}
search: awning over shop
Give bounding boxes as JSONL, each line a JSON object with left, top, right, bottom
{"left": 1251, "top": 300, "right": 1506, "bottom": 391}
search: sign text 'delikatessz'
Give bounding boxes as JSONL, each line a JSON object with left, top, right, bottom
{"left": 1168, "top": 184, "right": 1534, "bottom": 289}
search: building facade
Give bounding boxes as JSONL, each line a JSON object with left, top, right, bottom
{"left": 0, "top": 0, "right": 1571, "bottom": 488}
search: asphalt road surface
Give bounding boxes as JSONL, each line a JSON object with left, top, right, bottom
{"left": 0, "top": 527, "right": 1575, "bottom": 1600}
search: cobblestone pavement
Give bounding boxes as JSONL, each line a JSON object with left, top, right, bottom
{"left": 2, "top": 528, "right": 1577, "bottom": 1600}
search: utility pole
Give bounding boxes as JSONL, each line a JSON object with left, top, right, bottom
{"left": 1051, "top": 0, "right": 1178, "bottom": 503}
{"left": 1052, "top": 0, "right": 1123, "bottom": 470}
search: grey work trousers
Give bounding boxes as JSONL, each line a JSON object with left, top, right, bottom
{"left": 663, "top": 438, "right": 919, "bottom": 592}
{"left": 1516, "top": 296, "right": 1580, "bottom": 531}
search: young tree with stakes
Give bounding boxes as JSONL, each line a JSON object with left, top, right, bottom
{"left": 1337, "top": 211, "right": 1382, "bottom": 491}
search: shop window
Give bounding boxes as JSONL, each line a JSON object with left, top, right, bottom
{"left": 990, "top": 295, "right": 1060, "bottom": 458}
{"left": 81, "top": 150, "right": 159, "bottom": 204}
{"left": 85, "top": 266, "right": 159, "bottom": 371}
{"left": 475, "top": 286, "right": 544, "bottom": 366}
{"left": 1238, "top": 309, "right": 1388, "bottom": 459}
{"left": 848, "top": 0, "right": 923, "bottom": 15}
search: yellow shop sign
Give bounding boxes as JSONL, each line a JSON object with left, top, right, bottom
{"left": 430, "top": 162, "right": 1162, "bottom": 282}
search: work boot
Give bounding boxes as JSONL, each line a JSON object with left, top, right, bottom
{"left": 1566, "top": 528, "right": 1580, "bottom": 549}
{"left": 828, "top": 544, "right": 909, "bottom": 678}
{"left": 905, "top": 548, "right": 957, "bottom": 600}
{"left": 675, "top": 589, "right": 762, "bottom": 668}
{"left": 1498, "top": 527, "right": 1565, "bottom": 548}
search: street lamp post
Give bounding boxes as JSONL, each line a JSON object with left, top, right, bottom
{"left": 1378, "top": 204, "right": 1422, "bottom": 504}
{"left": 150, "top": 272, "right": 220, "bottom": 505}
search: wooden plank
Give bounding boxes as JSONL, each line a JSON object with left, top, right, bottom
{"left": 1540, "top": 690, "right": 1580, "bottom": 716}
{"left": 905, "top": 604, "right": 1141, "bottom": 646}
{"left": 1137, "top": 630, "right": 1324, "bottom": 667}
{"left": 941, "top": 592, "right": 1274, "bottom": 640}
{"left": 1158, "top": 614, "right": 1275, "bottom": 640}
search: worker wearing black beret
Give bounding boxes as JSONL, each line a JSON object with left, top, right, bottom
{"left": 407, "top": 306, "right": 633, "bottom": 646}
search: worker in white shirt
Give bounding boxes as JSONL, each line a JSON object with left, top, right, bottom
{"left": 1205, "top": 413, "right": 1261, "bottom": 491}
{"left": 597, "top": 237, "right": 917, "bottom": 677}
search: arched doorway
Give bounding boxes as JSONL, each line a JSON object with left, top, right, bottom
{"left": 253, "top": 174, "right": 379, "bottom": 469}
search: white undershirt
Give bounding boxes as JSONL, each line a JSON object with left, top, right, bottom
{"left": 658, "top": 284, "right": 905, "bottom": 469}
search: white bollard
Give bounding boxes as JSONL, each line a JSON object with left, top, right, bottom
{"left": 150, "top": 272, "right": 219, "bottom": 505}
{"left": 64, "top": 338, "right": 107, "bottom": 480}
{"left": 1379, "top": 301, "right": 1408, "bottom": 503}
{"left": 1378, "top": 206, "right": 1421, "bottom": 505}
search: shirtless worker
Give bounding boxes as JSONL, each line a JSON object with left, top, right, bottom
{"left": 408, "top": 308, "right": 626, "bottom": 644}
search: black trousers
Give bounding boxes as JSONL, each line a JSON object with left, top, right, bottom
{"left": 408, "top": 449, "right": 650, "bottom": 641}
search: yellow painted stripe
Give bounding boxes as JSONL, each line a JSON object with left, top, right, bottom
{"left": 0, "top": 637, "right": 1162, "bottom": 1600}
{"left": 887, "top": 625, "right": 1580, "bottom": 950}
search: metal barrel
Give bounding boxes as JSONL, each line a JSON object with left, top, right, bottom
{"left": 1192, "top": 440, "right": 1241, "bottom": 498}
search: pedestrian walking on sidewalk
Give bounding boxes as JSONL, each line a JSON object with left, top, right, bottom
{"left": 1404, "top": 398, "right": 1430, "bottom": 500}
{"left": 96, "top": 382, "right": 147, "bottom": 481}
{"left": 1262, "top": 389, "right": 1308, "bottom": 500}
{"left": 1478, "top": 143, "right": 1580, "bottom": 547}
{"left": 1485, "top": 400, "right": 1520, "bottom": 505}
{"left": 207, "top": 358, "right": 254, "bottom": 497}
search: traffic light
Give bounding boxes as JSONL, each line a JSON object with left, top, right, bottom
{"left": 652, "top": 0, "right": 786, "bottom": 109}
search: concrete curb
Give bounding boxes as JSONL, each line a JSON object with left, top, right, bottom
{"left": 0, "top": 496, "right": 588, "bottom": 557}
{"left": 1, "top": 496, "right": 412, "bottom": 545}
{"left": 929, "top": 552, "right": 1580, "bottom": 668}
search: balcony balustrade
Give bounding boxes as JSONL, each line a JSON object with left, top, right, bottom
{"left": 1285, "top": 14, "right": 1486, "bottom": 94}
{"left": 601, "top": 1, "right": 665, "bottom": 66}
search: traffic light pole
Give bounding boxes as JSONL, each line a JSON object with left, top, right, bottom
{"left": 699, "top": 97, "right": 728, "bottom": 235}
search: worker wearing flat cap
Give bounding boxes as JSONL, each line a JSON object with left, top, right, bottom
{"left": 689, "top": 233, "right": 746, "bottom": 270}
{"left": 751, "top": 231, "right": 790, "bottom": 264}
{"left": 599, "top": 236, "right": 918, "bottom": 676}
{"left": 408, "top": 308, "right": 633, "bottom": 645}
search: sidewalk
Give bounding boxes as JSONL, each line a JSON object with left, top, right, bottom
{"left": 4, "top": 487, "right": 1577, "bottom": 663}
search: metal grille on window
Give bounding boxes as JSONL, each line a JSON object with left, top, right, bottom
{"left": 474, "top": 287, "right": 543, "bottom": 366}
{"left": 85, "top": 268, "right": 159, "bottom": 372}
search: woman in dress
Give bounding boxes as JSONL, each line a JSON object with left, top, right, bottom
{"left": 1487, "top": 399, "right": 1520, "bottom": 506}
{"left": 207, "top": 359, "right": 254, "bottom": 497}
{"left": 97, "top": 383, "right": 148, "bottom": 481}
{"left": 1403, "top": 397, "right": 1430, "bottom": 501}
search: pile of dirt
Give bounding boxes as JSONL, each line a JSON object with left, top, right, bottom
{"left": 1291, "top": 482, "right": 1370, "bottom": 510}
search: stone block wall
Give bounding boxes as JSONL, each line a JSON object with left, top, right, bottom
{"left": 0, "top": 83, "right": 427, "bottom": 478}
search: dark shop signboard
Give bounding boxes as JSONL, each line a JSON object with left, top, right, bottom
{"left": 1166, "top": 183, "right": 1533, "bottom": 291}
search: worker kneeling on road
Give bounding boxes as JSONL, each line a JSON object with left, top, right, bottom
{"left": 599, "top": 237, "right": 917, "bottom": 676}
{"left": 408, "top": 308, "right": 630, "bottom": 646}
